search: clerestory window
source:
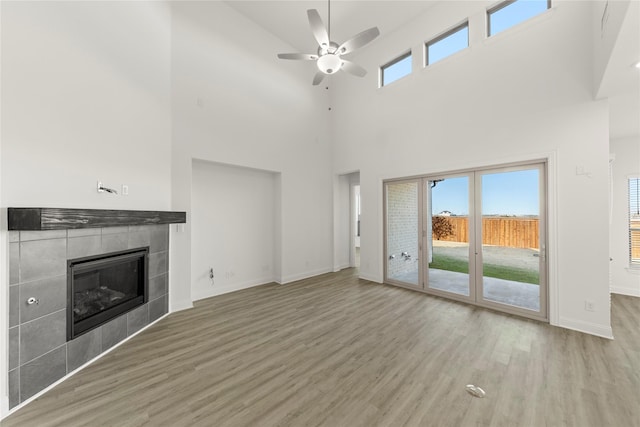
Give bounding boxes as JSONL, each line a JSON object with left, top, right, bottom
{"left": 426, "top": 22, "right": 469, "bottom": 66}
{"left": 488, "top": 0, "right": 551, "bottom": 37}
{"left": 380, "top": 51, "right": 412, "bottom": 87}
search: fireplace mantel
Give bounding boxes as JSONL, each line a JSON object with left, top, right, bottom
{"left": 8, "top": 207, "right": 186, "bottom": 230}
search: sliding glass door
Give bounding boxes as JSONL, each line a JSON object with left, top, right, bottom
{"left": 425, "top": 174, "right": 473, "bottom": 299}
{"left": 384, "top": 162, "right": 547, "bottom": 321}
{"left": 475, "top": 165, "right": 546, "bottom": 316}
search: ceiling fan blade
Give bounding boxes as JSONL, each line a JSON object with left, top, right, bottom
{"left": 312, "top": 71, "right": 326, "bottom": 86}
{"left": 341, "top": 60, "right": 367, "bottom": 77}
{"left": 337, "top": 27, "right": 380, "bottom": 55}
{"left": 277, "top": 53, "right": 319, "bottom": 61}
{"left": 307, "top": 9, "right": 330, "bottom": 48}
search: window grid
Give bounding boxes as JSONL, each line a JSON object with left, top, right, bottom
{"left": 630, "top": 178, "right": 640, "bottom": 265}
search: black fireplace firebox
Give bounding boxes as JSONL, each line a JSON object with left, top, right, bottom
{"left": 67, "top": 247, "right": 149, "bottom": 340}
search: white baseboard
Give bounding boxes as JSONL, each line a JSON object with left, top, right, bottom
{"left": 358, "top": 273, "right": 381, "bottom": 283}
{"left": 611, "top": 286, "right": 640, "bottom": 297}
{"left": 333, "top": 263, "right": 352, "bottom": 272}
{"left": 280, "top": 267, "right": 333, "bottom": 284}
{"left": 170, "top": 299, "right": 194, "bottom": 313}
{"left": 0, "top": 396, "right": 8, "bottom": 421}
{"left": 193, "top": 267, "right": 350, "bottom": 302}
{"left": 192, "top": 277, "right": 273, "bottom": 302}
{"left": 3, "top": 313, "right": 170, "bottom": 420}
{"left": 558, "top": 316, "right": 614, "bottom": 339}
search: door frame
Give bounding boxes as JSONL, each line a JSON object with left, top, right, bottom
{"left": 422, "top": 172, "right": 477, "bottom": 305}
{"left": 383, "top": 160, "right": 549, "bottom": 322}
{"left": 472, "top": 162, "right": 548, "bottom": 321}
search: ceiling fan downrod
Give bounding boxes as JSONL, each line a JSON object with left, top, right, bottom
{"left": 327, "top": 0, "right": 331, "bottom": 41}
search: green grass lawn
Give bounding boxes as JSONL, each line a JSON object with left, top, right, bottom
{"left": 429, "top": 254, "right": 539, "bottom": 285}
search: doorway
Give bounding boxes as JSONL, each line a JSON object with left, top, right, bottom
{"left": 354, "top": 184, "right": 361, "bottom": 268}
{"left": 335, "top": 171, "right": 360, "bottom": 270}
{"left": 384, "top": 162, "right": 547, "bottom": 321}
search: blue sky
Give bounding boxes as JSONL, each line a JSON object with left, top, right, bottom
{"left": 383, "top": 54, "right": 411, "bottom": 86}
{"left": 431, "top": 177, "right": 469, "bottom": 216}
{"left": 490, "top": 0, "right": 549, "bottom": 36}
{"left": 383, "top": 0, "right": 549, "bottom": 85}
{"left": 428, "top": 25, "right": 468, "bottom": 65}
{"left": 481, "top": 169, "right": 540, "bottom": 216}
{"left": 432, "top": 169, "right": 539, "bottom": 217}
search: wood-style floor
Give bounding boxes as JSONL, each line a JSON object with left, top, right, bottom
{"left": 2, "top": 268, "right": 639, "bottom": 426}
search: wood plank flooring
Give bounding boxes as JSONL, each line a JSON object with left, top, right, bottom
{"left": 2, "top": 268, "right": 639, "bottom": 426}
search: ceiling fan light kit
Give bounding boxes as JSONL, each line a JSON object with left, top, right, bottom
{"left": 277, "top": 0, "right": 380, "bottom": 85}
{"left": 317, "top": 54, "right": 342, "bottom": 74}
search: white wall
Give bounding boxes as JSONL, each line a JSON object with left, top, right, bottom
{"left": 610, "top": 136, "right": 640, "bottom": 296}
{"left": 592, "top": 0, "right": 631, "bottom": 96}
{"left": 1, "top": 1, "right": 172, "bottom": 210}
{"left": 0, "top": 1, "right": 172, "bottom": 417}
{"left": 170, "top": 1, "right": 333, "bottom": 310}
{"left": 191, "top": 160, "right": 279, "bottom": 300}
{"left": 0, "top": 1, "right": 5, "bottom": 417}
{"left": 331, "top": 1, "right": 612, "bottom": 337}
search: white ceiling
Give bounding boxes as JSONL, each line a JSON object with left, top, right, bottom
{"left": 225, "top": 0, "right": 639, "bottom": 139}
{"left": 224, "top": 0, "right": 438, "bottom": 54}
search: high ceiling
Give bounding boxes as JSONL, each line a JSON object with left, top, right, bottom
{"left": 598, "top": 0, "right": 640, "bottom": 139}
{"left": 225, "top": 0, "right": 639, "bottom": 138}
{"left": 224, "top": 1, "right": 437, "bottom": 54}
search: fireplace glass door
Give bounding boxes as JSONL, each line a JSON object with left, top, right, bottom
{"left": 68, "top": 247, "right": 148, "bottom": 339}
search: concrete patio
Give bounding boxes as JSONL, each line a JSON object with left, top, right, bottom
{"left": 389, "top": 242, "right": 541, "bottom": 312}
{"left": 390, "top": 268, "right": 540, "bottom": 311}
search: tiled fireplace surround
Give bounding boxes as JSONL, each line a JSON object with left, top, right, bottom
{"left": 7, "top": 224, "right": 170, "bottom": 409}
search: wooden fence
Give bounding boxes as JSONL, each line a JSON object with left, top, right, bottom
{"left": 435, "top": 216, "right": 540, "bottom": 249}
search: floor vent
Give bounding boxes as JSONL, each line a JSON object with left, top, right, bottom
{"left": 465, "top": 384, "right": 486, "bottom": 398}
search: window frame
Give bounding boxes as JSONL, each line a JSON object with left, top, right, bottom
{"left": 380, "top": 50, "right": 412, "bottom": 88}
{"left": 629, "top": 176, "right": 640, "bottom": 266}
{"left": 487, "top": 0, "right": 552, "bottom": 37}
{"left": 425, "top": 21, "right": 469, "bottom": 67}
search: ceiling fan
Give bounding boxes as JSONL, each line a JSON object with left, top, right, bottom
{"left": 277, "top": 0, "right": 380, "bottom": 86}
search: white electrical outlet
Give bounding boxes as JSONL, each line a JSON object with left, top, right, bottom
{"left": 122, "top": 184, "right": 129, "bottom": 195}
{"left": 585, "top": 300, "right": 595, "bottom": 312}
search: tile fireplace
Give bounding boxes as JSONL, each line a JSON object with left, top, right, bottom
{"left": 6, "top": 208, "right": 185, "bottom": 409}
